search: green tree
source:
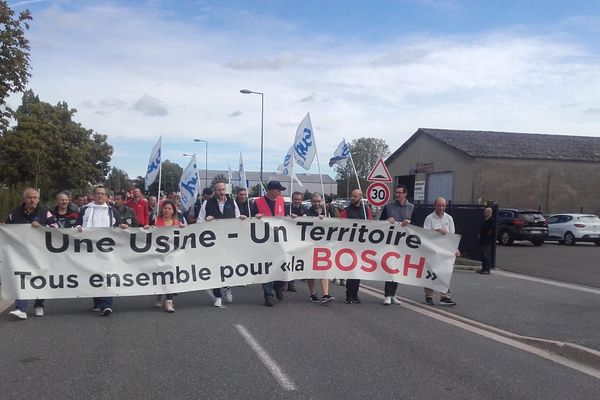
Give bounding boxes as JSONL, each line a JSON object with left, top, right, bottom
{"left": 105, "top": 167, "right": 129, "bottom": 193}
{"left": 0, "top": 90, "right": 113, "bottom": 195}
{"left": 335, "top": 137, "right": 390, "bottom": 197}
{"left": 0, "top": 1, "right": 32, "bottom": 131}
{"left": 148, "top": 160, "right": 182, "bottom": 195}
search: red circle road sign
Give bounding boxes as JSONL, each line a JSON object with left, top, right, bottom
{"left": 367, "top": 182, "right": 390, "bottom": 207}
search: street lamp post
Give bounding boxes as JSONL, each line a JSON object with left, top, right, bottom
{"left": 193, "top": 139, "right": 208, "bottom": 189}
{"left": 240, "top": 89, "right": 264, "bottom": 186}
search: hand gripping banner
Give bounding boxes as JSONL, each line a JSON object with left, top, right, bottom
{"left": 0, "top": 218, "right": 460, "bottom": 299}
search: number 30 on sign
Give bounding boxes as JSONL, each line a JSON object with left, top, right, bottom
{"left": 367, "top": 182, "right": 390, "bottom": 207}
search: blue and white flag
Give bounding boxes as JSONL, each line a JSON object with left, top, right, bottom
{"left": 278, "top": 146, "right": 303, "bottom": 187}
{"left": 238, "top": 151, "right": 248, "bottom": 189}
{"left": 329, "top": 139, "right": 350, "bottom": 168}
{"left": 293, "top": 113, "right": 316, "bottom": 170}
{"left": 145, "top": 136, "right": 162, "bottom": 190}
{"left": 179, "top": 154, "right": 199, "bottom": 212}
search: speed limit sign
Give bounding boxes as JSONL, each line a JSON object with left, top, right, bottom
{"left": 367, "top": 182, "right": 390, "bottom": 207}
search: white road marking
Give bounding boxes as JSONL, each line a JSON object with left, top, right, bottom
{"left": 359, "top": 284, "right": 600, "bottom": 380}
{"left": 488, "top": 269, "right": 600, "bottom": 295}
{"left": 235, "top": 324, "right": 297, "bottom": 391}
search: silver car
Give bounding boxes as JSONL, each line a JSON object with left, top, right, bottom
{"left": 546, "top": 214, "right": 600, "bottom": 246}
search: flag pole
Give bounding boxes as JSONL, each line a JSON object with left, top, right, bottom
{"left": 346, "top": 138, "right": 367, "bottom": 220}
{"left": 313, "top": 134, "right": 328, "bottom": 217}
{"left": 289, "top": 154, "right": 295, "bottom": 215}
{"left": 156, "top": 135, "right": 163, "bottom": 203}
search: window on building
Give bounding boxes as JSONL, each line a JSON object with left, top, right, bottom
{"left": 426, "top": 171, "right": 453, "bottom": 204}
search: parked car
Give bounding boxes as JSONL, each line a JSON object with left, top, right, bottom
{"left": 546, "top": 214, "right": 600, "bottom": 246}
{"left": 496, "top": 208, "right": 548, "bottom": 246}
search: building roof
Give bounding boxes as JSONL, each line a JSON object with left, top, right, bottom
{"left": 387, "top": 128, "right": 600, "bottom": 163}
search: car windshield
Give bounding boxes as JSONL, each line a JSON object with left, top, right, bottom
{"left": 519, "top": 212, "right": 544, "bottom": 221}
{"left": 578, "top": 215, "right": 600, "bottom": 223}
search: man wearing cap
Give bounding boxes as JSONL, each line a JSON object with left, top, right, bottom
{"left": 252, "top": 180, "right": 287, "bottom": 306}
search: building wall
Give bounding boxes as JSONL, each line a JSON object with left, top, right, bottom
{"left": 386, "top": 134, "right": 475, "bottom": 203}
{"left": 473, "top": 158, "right": 600, "bottom": 215}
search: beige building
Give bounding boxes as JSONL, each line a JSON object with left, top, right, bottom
{"left": 385, "top": 128, "right": 600, "bottom": 215}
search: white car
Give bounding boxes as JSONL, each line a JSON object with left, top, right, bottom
{"left": 546, "top": 214, "right": 600, "bottom": 246}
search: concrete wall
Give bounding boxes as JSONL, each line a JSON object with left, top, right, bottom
{"left": 386, "top": 134, "right": 475, "bottom": 203}
{"left": 473, "top": 158, "right": 600, "bottom": 215}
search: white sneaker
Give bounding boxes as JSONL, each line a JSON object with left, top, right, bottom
{"left": 213, "top": 297, "right": 222, "bottom": 307}
{"left": 33, "top": 306, "right": 44, "bottom": 317}
{"left": 391, "top": 297, "right": 402, "bottom": 305}
{"left": 383, "top": 296, "right": 392, "bottom": 305}
{"left": 9, "top": 310, "right": 27, "bottom": 320}
{"left": 223, "top": 287, "right": 233, "bottom": 303}
{"left": 165, "top": 300, "right": 175, "bottom": 313}
{"left": 155, "top": 295, "right": 165, "bottom": 308}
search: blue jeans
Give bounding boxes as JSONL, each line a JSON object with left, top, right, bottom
{"left": 14, "top": 299, "right": 45, "bottom": 311}
{"left": 93, "top": 297, "right": 113, "bottom": 309}
{"left": 262, "top": 281, "right": 284, "bottom": 299}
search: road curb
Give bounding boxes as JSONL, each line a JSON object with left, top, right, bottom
{"left": 360, "top": 283, "right": 600, "bottom": 373}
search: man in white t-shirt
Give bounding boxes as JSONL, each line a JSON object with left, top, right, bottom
{"left": 423, "top": 197, "right": 460, "bottom": 306}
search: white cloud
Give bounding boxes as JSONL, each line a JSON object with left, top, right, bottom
{"left": 131, "top": 95, "right": 168, "bottom": 117}
{"left": 8, "top": 2, "right": 600, "bottom": 177}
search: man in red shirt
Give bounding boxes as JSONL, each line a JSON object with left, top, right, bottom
{"left": 126, "top": 187, "right": 149, "bottom": 226}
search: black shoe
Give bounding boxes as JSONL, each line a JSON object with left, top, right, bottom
{"left": 425, "top": 296, "right": 434, "bottom": 306}
{"left": 264, "top": 297, "right": 275, "bottom": 307}
{"left": 345, "top": 297, "right": 353, "bottom": 304}
{"left": 480, "top": 270, "right": 490, "bottom": 275}
{"left": 287, "top": 283, "right": 297, "bottom": 292}
{"left": 91, "top": 306, "right": 100, "bottom": 312}
{"left": 439, "top": 297, "right": 456, "bottom": 306}
{"left": 352, "top": 297, "right": 361, "bottom": 304}
{"left": 101, "top": 307, "right": 112, "bottom": 316}
{"left": 275, "top": 288, "right": 284, "bottom": 301}
{"left": 320, "top": 295, "right": 335, "bottom": 304}
{"left": 310, "top": 294, "right": 320, "bottom": 303}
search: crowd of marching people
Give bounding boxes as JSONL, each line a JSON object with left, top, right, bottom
{"left": 5, "top": 179, "right": 459, "bottom": 320}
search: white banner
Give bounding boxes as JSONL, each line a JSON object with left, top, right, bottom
{"left": 0, "top": 219, "right": 459, "bottom": 299}
{"left": 145, "top": 136, "right": 162, "bottom": 190}
{"left": 179, "top": 154, "right": 199, "bottom": 212}
{"left": 293, "top": 113, "right": 316, "bottom": 170}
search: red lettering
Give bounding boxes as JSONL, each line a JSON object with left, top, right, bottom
{"left": 313, "top": 248, "right": 332, "bottom": 270}
{"left": 360, "top": 249, "right": 377, "bottom": 272}
{"left": 381, "top": 252, "right": 401, "bottom": 274}
{"left": 403, "top": 254, "right": 425, "bottom": 278}
{"left": 335, "top": 248, "right": 357, "bottom": 271}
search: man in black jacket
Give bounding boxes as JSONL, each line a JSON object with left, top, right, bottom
{"left": 199, "top": 180, "right": 245, "bottom": 307}
{"left": 114, "top": 192, "right": 138, "bottom": 227}
{"left": 478, "top": 207, "right": 495, "bottom": 274}
{"left": 6, "top": 188, "right": 58, "bottom": 320}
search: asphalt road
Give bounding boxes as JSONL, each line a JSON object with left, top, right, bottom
{"left": 495, "top": 241, "right": 600, "bottom": 288}
{"left": 1, "top": 271, "right": 599, "bottom": 400}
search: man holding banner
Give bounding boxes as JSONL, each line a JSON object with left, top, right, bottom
{"left": 339, "top": 189, "right": 373, "bottom": 304}
{"left": 423, "top": 197, "right": 459, "bottom": 306}
{"left": 6, "top": 187, "right": 58, "bottom": 320}
{"left": 199, "top": 180, "right": 245, "bottom": 307}
{"left": 379, "top": 185, "right": 414, "bottom": 305}
{"left": 77, "top": 185, "right": 127, "bottom": 316}
{"left": 252, "top": 180, "right": 287, "bottom": 306}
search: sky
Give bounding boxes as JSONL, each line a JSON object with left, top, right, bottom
{"left": 6, "top": 0, "right": 600, "bottom": 179}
